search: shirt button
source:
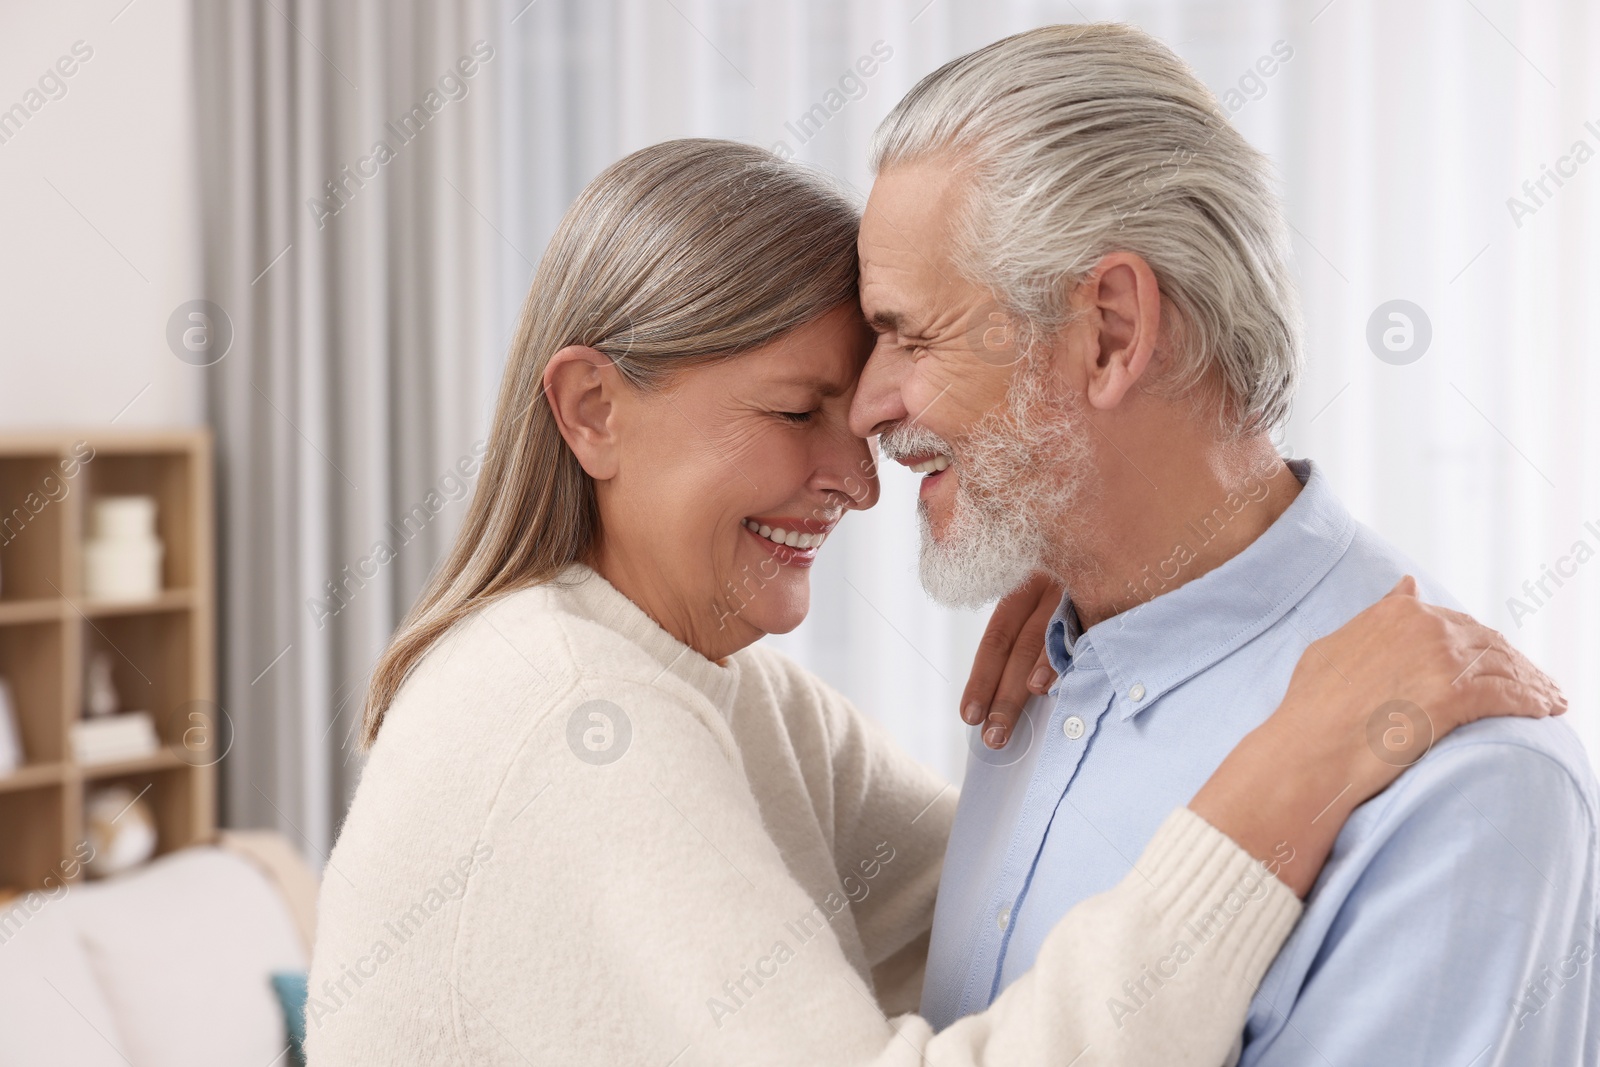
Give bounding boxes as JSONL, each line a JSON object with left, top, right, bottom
{"left": 1062, "top": 715, "right": 1085, "bottom": 740}
{"left": 997, "top": 904, "right": 1011, "bottom": 931}
{"left": 1129, "top": 683, "right": 1147, "bottom": 702}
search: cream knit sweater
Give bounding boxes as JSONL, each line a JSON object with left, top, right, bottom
{"left": 307, "top": 564, "right": 1300, "bottom": 1066}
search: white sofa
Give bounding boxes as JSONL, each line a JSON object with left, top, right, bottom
{"left": 0, "top": 832, "right": 318, "bottom": 1066}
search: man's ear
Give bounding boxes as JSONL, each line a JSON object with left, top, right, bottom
{"left": 543, "top": 346, "right": 621, "bottom": 480}
{"left": 1076, "top": 251, "right": 1162, "bottom": 412}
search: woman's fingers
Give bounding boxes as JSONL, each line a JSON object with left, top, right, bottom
{"left": 1443, "top": 638, "right": 1567, "bottom": 723}
{"left": 1429, "top": 617, "right": 1568, "bottom": 724}
{"left": 1383, "top": 574, "right": 1419, "bottom": 599}
{"left": 961, "top": 573, "right": 1063, "bottom": 747}
{"left": 961, "top": 587, "right": 1030, "bottom": 726}
{"left": 982, "top": 588, "right": 1059, "bottom": 748}
{"left": 1029, "top": 644, "right": 1056, "bottom": 695}
{"left": 1460, "top": 675, "right": 1560, "bottom": 720}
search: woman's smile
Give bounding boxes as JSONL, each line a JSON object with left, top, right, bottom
{"left": 740, "top": 515, "right": 839, "bottom": 567}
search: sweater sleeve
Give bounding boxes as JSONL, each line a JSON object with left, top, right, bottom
{"left": 451, "top": 675, "right": 1302, "bottom": 1067}
{"left": 775, "top": 652, "right": 958, "bottom": 1017}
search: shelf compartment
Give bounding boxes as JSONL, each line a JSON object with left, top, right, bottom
{"left": 0, "top": 453, "right": 76, "bottom": 601}
{"left": 80, "top": 450, "right": 196, "bottom": 593}
{"left": 80, "top": 611, "right": 194, "bottom": 752}
{"left": 81, "top": 764, "right": 199, "bottom": 863}
{"left": 0, "top": 620, "right": 65, "bottom": 764}
{"left": 0, "top": 783, "right": 67, "bottom": 892}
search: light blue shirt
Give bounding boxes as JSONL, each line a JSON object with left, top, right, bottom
{"left": 922, "top": 460, "right": 1600, "bottom": 1064}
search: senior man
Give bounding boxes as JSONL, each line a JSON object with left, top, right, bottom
{"left": 848, "top": 23, "right": 1599, "bottom": 1066}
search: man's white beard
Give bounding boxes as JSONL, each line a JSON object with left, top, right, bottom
{"left": 881, "top": 362, "right": 1093, "bottom": 609}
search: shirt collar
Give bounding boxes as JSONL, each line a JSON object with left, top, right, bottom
{"left": 1045, "top": 459, "right": 1355, "bottom": 721}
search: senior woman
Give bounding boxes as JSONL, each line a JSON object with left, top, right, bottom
{"left": 307, "top": 140, "right": 1562, "bottom": 1066}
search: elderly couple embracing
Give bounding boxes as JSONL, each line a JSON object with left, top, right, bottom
{"left": 307, "top": 24, "right": 1597, "bottom": 1067}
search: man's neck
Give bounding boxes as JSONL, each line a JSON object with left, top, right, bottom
{"left": 1049, "top": 437, "right": 1303, "bottom": 630}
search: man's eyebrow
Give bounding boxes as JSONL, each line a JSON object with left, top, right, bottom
{"left": 866, "top": 309, "right": 919, "bottom": 336}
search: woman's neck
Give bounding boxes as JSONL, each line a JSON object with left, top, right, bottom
{"left": 588, "top": 542, "right": 756, "bottom": 665}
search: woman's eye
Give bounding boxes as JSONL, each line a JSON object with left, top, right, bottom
{"left": 776, "top": 410, "right": 815, "bottom": 424}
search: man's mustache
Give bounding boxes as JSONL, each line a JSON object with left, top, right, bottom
{"left": 878, "top": 422, "right": 955, "bottom": 464}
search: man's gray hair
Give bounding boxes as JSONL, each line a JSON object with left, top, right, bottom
{"left": 870, "top": 23, "right": 1303, "bottom": 435}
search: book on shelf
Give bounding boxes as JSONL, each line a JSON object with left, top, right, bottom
{"left": 72, "top": 712, "right": 160, "bottom": 765}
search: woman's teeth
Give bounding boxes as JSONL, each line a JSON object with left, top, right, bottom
{"left": 909, "top": 455, "right": 952, "bottom": 474}
{"left": 743, "top": 519, "right": 826, "bottom": 550}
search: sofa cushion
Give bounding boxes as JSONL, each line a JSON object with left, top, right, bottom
{"left": 0, "top": 889, "right": 132, "bottom": 1066}
{"left": 69, "top": 846, "right": 308, "bottom": 1067}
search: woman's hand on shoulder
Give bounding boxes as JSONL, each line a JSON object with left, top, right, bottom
{"left": 1273, "top": 575, "right": 1565, "bottom": 793}
{"left": 1192, "top": 576, "right": 1566, "bottom": 897}
{"left": 960, "top": 573, "right": 1063, "bottom": 749}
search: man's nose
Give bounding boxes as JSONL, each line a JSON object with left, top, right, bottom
{"left": 849, "top": 343, "right": 909, "bottom": 439}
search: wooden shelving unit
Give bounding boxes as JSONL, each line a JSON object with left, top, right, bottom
{"left": 0, "top": 430, "right": 215, "bottom": 891}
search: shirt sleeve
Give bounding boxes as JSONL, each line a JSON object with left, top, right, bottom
{"left": 455, "top": 675, "right": 1302, "bottom": 1067}
{"left": 1241, "top": 734, "right": 1600, "bottom": 1067}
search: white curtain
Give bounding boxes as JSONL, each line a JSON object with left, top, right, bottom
{"left": 194, "top": 0, "right": 506, "bottom": 857}
{"left": 197, "top": 0, "right": 1600, "bottom": 856}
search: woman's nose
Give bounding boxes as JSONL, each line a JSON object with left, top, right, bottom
{"left": 815, "top": 423, "right": 880, "bottom": 511}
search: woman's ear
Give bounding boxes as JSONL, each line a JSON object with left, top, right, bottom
{"left": 1075, "top": 251, "right": 1162, "bottom": 412}
{"left": 543, "top": 346, "right": 621, "bottom": 481}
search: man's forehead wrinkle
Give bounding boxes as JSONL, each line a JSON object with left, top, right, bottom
{"left": 862, "top": 198, "right": 955, "bottom": 291}
{"left": 861, "top": 253, "right": 959, "bottom": 340}
{"left": 862, "top": 256, "right": 983, "bottom": 345}
{"left": 859, "top": 248, "right": 930, "bottom": 336}
{"left": 862, "top": 274, "right": 947, "bottom": 340}
{"left": 924, "top": 298, "right": 979, "bottom": 340}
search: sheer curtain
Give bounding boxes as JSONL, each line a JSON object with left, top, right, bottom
{"left": 197, "top": 0, "right": 1600, "bottom": 854}
{"left": 194, "top": 0, "right": 506, "bottom": 856}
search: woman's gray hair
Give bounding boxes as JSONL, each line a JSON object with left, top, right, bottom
{"left": 870, "top": 23, "right": 1303, "bottom": 435}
